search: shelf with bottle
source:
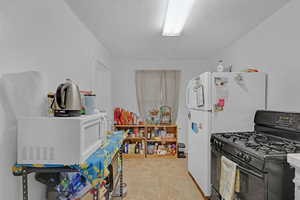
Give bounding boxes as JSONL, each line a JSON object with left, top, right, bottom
{"left": 115, "top": 123, "right": 177, "bottom": 159}
{"left": 114, "top": 107, "right": 143, "bottom": 126}
{"left": 124, "top": 137, "right": 146, "bottom": 141}
{"left": 123, "top": 141, "right": 146, "bottom": 158}
{"left": 123, "top": 154, "right": 145, "bottom": 159}
{"left": 146, "top": 138, "right": 177, "bottom": 142}
{"left": 145, "top": 127, "right": 176, "bottom": 141}
{"left": 115, "top": 124, "right": 146, "bottom": 128}
{"left": 146, "top": 142, "right": 177, "bottom": 158}
{"left": 114, "top": 124, "right": 177, "bottom": 128}
{"left": 122, "top": 127, "right": 146, "bottom": 139}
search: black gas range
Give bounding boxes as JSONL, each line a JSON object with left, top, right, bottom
{"left": 211, "top": 110, "right": 300, "bottom": 200}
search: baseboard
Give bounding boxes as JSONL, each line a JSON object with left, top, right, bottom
{"left": 188, "top": 172, "right": 210, "bottom": 200}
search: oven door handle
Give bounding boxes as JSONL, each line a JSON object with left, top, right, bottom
{"left": 238, "top": 165, "right": 264, "bottom": 179}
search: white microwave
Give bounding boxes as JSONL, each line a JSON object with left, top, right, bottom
{"left": 17, "top": 113, "right": 106, "bottom": 165}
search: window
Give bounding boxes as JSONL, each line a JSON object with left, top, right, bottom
{"left": 135, "top": 70, "right": 181, "bottom": 123}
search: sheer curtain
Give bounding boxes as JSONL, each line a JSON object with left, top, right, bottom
{"left": 135, "top": 70, "right": 181, "bottom": 123}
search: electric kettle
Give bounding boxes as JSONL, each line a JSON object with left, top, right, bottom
{"left": 55, "top": 79, "right": 82, "bottom": 117}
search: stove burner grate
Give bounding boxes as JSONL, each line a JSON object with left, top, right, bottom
{"left": 245, "top": 135, "right": 299, "bottom": 154}
{"left": 219, "top": 131, "right": 300, "bottom": 155}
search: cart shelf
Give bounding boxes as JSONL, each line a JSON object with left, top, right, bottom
{"left": 13, "top": 131, "right": 126, "bottom": 200}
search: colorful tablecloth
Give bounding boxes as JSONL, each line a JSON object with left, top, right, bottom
{"left": 13, "top": 131, "right": 125, "bottom": 187}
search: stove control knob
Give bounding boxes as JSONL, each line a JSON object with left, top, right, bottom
{"left": 213, "top": 140, "right": 218, "bottom": 147}
{"left": 237, "top": 152, "right": 243, "bottom": 157}
{"left": 244, "top": 155, "right": 251, "bottom": 162}
{"left": 221, "top": 143, "right": 224, "bottom": 148}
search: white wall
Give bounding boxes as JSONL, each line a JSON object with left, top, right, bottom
{"left": 209, "top": 0, "right": 300, "bottom": 112}
{"left": 111, "top": 59, "right": 210, "bottom": 145}
{"left": 0, "top": 0, "right": 111, "bottom": 199}
{"left": 94, "top": 60, "right": 112, "bottom": 117}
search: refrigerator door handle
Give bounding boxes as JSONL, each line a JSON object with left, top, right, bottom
{"left": 186, "top": 85, "right": 191, "bottom": 108}
{"left": 196, "top": 84, "right": 205, "bottom": 108}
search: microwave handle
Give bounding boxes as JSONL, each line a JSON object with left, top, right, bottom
{"left": 98, "top": 118, "right": 103, "bottom": 139}
{"left": 83, "top": 119, "right": 102, "bottom": 134}
{"left": 99, "top": 117, "right": 108, "bottom": 139}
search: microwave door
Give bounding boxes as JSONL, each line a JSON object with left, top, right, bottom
{"left": 81, "top": 118, "right": 102, "bottom": 162}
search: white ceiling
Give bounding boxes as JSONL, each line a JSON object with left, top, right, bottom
{"left": 65, "top": 0, "right": 289, "bottom": 60}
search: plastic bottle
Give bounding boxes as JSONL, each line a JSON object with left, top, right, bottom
{"left": 125, "top": 143, "right": 129, "bottom": 154}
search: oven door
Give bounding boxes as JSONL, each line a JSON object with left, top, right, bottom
{"left": 226, "top": 155, "right": 266, "bottom": 200}
{"left": 211, "top": 145, "right": 222, "bottom": 196}
{"left": 236, "top": 165, "right": 266, "bottom": 200}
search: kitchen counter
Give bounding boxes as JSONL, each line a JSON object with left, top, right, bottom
{"left": 287, "top": 154, "right": 300, "bottom": 200}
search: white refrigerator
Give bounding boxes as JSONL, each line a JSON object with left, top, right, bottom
{"left": 186, "top": 72, "right": 266, "bottom": 197}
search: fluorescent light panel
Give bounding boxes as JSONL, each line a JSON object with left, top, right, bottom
{"left": 162, "top": 0, "right": 195, "bottom": 36}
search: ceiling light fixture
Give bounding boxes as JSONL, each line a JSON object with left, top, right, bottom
{"left": 162, "top": 0, "right": 195, "bottom": 36}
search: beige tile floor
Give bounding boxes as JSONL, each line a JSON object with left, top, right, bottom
{"left": 121, "top": 158, "right": 204, "bottom": 200}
